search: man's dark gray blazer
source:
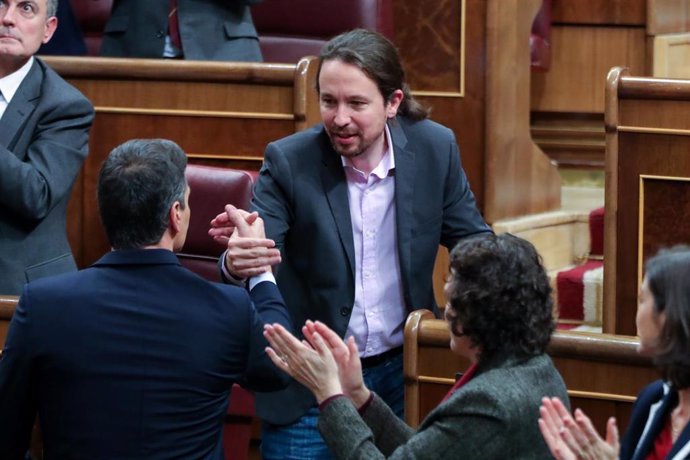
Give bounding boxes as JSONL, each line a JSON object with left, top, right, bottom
{"left": 100, "top": 0, "right": 263, "bottom": 61}
{"left": 0, "top": 249, "right": 292, "bottom": 459}
{"left": 318, "top": 354, "right": 569, "bottom": 459}
{"left": 0, "top": 58, "right": 93, "bottom": 296}
{"left": 249, "top": 116, "right": 492, "bottom": 425}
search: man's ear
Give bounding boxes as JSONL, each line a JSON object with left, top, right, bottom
{"left": 386, "top": 89, "right": 404, "bottom": 119}
{"left": 169, "top": 201, "right": 182, "bottom": 235}
{"left": 42, "top": 17, "right": 58, "bottom": 44}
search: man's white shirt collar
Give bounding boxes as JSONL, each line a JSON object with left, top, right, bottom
{"left": 0, "top": 56, "right": 34, "bottom": 104}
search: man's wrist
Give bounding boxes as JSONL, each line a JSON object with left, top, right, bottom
{"left": 220, "top": 250, "right": 246, "bottom": 286}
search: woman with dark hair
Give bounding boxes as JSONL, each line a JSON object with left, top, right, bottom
{"left": 539, "top": 247, "right": 690, "bottom": 460}
{"left": 264, "top": 233, "right": 568, "bottom": 459}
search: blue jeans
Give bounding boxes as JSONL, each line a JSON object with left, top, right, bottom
{"left": 260, "top": 353, "right": 404, "bottom": 460}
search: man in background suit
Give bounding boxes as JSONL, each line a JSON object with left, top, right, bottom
{"left": 100, "top": 0, "right": 263, "bottom": 61}
{"left": 0, "top": 138, "right": 292, "bottom": 459}
{"left": 0, "top": 0, "right": 94, "bottom": 296}
{"left": 210, "top": 29, "right": 492, "bottom": 459}
{"left": 38, "top": 0, "right": 86, "bottom": 55}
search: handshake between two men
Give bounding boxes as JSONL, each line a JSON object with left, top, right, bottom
{"left": 208, "top": 205, "right": 282, "bottom": 279}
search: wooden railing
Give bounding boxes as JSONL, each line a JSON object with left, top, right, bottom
{"left": 0, "top": 295, "right": 18, "bottom": 350}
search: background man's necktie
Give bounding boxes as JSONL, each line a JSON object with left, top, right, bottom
{"left": 168, "top": 0, "right": 182, "bottom": 49}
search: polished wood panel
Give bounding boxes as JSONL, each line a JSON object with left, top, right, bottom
{"left": 552, "top": 0, "right": 646, "bottom": 25}
{"left": 393, "top": 0, "right": 463, "bottom": 93}
{"left": 653, "top": 33, "right": 690, "bottom": 78}
{"left": 531, "top": 113, "right": 605, "bottom": 169}
{"left": 530, "top": 1, "right": 690, "bottom": 169}
{"left": 42, "top": 56, "right": 319, "bottom": 268}
{"left": 484, "top": 0, "right": 560, "bottom": 221}
{"left": 641, "top": 177, "right": 690, "bottom": 263}
{"left": 531, "top": 26, "right": 647, "bottom": 113}
{"left": 404, "top": 310, "right": 657, "bottom": 434}
{"left": 604, "top": 68, "right": 690, "bottom": 334}
{"left": 647, "top": 0, "right": 690, "bottom": 35}
{"left": 395, "top": 0, "right": 486, "bottom": 212}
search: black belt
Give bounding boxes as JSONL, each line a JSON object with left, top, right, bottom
{"left": 360, "top": 346, "right": 403, "bottom": 369}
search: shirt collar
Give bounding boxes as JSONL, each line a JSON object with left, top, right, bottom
{"left": 340, "top": 124, "right": 396, "bottom": 179}
{"left": 0, "top": 57, "right": 34, "bottom": 103}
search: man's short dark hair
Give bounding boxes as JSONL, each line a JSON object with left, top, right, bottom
{"left": 97, "top": 139, "right": 187, "bottom": 250}
{"left": 645, "top": 246, "right": 690, "bottom": 389}
{"left": 446, "top": 233, "right": 554, "bottom": 363}
{"left": 316, "top": 28, "right": 429, "bottom": 121}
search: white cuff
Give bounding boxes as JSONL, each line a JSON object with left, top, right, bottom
{"left": 249, "top": 271, "right": 276, "bottom": 290}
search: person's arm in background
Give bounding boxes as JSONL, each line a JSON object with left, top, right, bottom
{"left": 439, "top": 132, "right": 492, "bottom": 250}
{"left": 0, "top": 86, "right": 93, "bottom": 221}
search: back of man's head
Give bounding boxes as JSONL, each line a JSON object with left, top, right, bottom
{"left": 98, "top": 139, "right": 187, "bottom": 250}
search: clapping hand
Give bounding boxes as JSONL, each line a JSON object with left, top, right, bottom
{"left": 538, "top": 397, "right": 619, "bottom": 460}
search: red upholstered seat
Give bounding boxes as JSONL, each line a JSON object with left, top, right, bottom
{"left": 252, "top": 0, "right": 394, "bottom": 63}
{"left": 178, "top": 164, "right": 254, "bottom": 282}
{"left": 69, "top": 0, "right": 113, "bottom": 56}
{"left": 178, "top": 164, "right": 256, "bottom": 460}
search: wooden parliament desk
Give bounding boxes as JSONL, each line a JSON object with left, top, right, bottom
{"left": 604, "top": 68, "right": 690, "bottom": 335}
{"left": 41, "top": 56, "right": 320, "bottom": 269}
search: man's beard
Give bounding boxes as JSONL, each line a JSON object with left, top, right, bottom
{"left": 328, "top": 130, "right": 367, "bottom": 158}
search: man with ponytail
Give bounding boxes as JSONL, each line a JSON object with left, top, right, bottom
{"left": 211, "top": 29, "right": 491, "bottom": 459}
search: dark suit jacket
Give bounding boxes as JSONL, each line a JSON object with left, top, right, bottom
{"left": 0, "top": 249, "right": 292, "bottom": 459}
{"left": 38, "top": 0, "right": 87, "bottom": 56}
{"left": 0, "top": 58, "right": 94, "bottom": 296}
{"left": 620, "top": 380, "right": 690, "bottom": 460}
{"left": 318, "top": 354, "right": 569, "bottom": 459}
{"left": 250, "top": 117, "right": 491, "bottom": 424}
{"left": 100, "top": 0, "right": 263, "bottom": 61}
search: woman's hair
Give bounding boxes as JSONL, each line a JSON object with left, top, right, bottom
{"left": 446, "top": 233, "right": 554, "bottom": 363}
{"left": 644, "top": 246, "right": 690, "bottom": 388}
